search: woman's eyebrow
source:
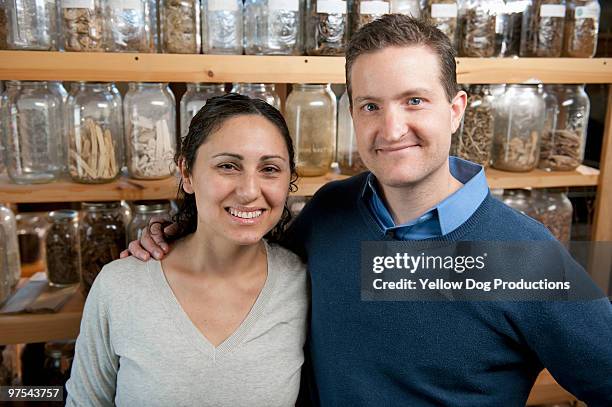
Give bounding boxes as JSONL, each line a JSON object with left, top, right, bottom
{"left": 212, "top": 153, "right": 243, "bottom": 159}
{"left": 261, "top": 155, "right": 287, "bottom": 161}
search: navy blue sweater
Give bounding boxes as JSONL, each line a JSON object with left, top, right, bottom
{"left": 284, "top": 173, "right": 612, "bottom": 407}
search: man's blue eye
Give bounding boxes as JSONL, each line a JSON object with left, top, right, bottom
{"left": 408, "top": 98, "right": 422, "bottom": 106}
{"left": 363, "top": 103, "right": 378, "bottom": 112}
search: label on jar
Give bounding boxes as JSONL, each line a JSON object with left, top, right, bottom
{"left": 575, "top": 5, "right": 600, "bottom": 20}
{"left": 539, "top": 4, "right": 566, "bottom": 18}
{"left": 505, "top": 1, "right": 529, "bottom": 14}
{"left": 431, "top": 3, "right": 457, "bottom": 19}
{"left": 62, "top": 0, "right": 94, "bottom": 9}
{"left": 269, "top": 0, "right": 299, "bottom": 12}
{"left": 208, "top": 0, "right": 238, "bottom": 12}
{"left": 360, "top": 1, "right": 390, "bottom": 15}
{"left": 109, "top": 0, "right": 142, "bottom": 10}
{"left": 317, "top": 0, "right": 346, "bottom": 15}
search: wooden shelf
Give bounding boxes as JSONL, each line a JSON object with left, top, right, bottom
{"left": 0, "top": 166, "right": 599, "bottom": 203}
{"left": 0, "top": 290, "right": 83, "bottom": 345}
{"left": 1, "top": 51, "right": 612, "bottom": 83}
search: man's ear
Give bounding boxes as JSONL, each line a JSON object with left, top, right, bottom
{"left": 179, "top": 158, "right": 194, "bottom": 194}
{"left": 450, "top": 90, "right": 468, "bottom": 134}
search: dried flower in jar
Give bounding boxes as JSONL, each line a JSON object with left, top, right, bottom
{"left": 128, "top": 117, "right": 175, "bottom": 179}
{"left": 69, "top": 118, "right": 119, "bottom": 182}
{"left": 62, "top": 4, "right": 106, "bottom": 52}
{"left": 539, "top": 129, "right": 582, "bottom": 171}
{"left": 564, "top": 1, "right": 600, "bottom": 58}
{"left": 162, "top": 0, "right": 199, "bottom": 54}
{"left": 459, "top": 6, "right": 496, "bottom": 57}
{"left": 455, "top": 90, "right": 494, "bottom": 166}
{"left": 521, "top": 0, "right": 566, "bottom": 57}
{"left": 307, "top": 0, "right": 347, "bottom": 56}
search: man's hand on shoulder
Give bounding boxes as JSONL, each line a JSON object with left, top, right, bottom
{"left": 119, "top": 215, "right": 178, "bottom": 261}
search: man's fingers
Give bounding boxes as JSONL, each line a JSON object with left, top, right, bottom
{"left": 120, "top": 249, "right": 130, "bottom": 259}
{"left": 128, "top": 240, "right": 152, "bottom": 261}
{"left": 140, "top": 228, "right": 164, "bottom": 259}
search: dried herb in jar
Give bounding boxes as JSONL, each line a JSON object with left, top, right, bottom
{"left": 351, "top": 0, "right": 390, "bottom": 34}
{"left": 455, "top": 87, "right": 494, "bottom": 166}
{"left": 109, "top": 1, "right": 153, "bottom": 52}
{"left": 128, "top": 117, "right": 175, "bottom": 179}
{"left": 539, "top": 129, "right": 582, "bottom": 170}
{"left": 162, "top": 0, "right": 199, "bottom": 54}
{"left": 521, "top": 0, "right": 566, "bottom": 57}
{"left": 493, "top": 131, "right": 540, "bottom": 171}
{"left": 0, "top": 5, "right": 7, "bottom": 49}
{"left": 69, "top": 118, "right": 119, "bottom": 183}
{"left": 307, "top": 0, "right": 347, "bottom": 56}
{"left": 426, "top": 0, "right": 458, "bottom": 45}
{"left": 563, "top": 0, "right": 600, "bottom": 58}
{"left": 459, "top": 6, "right": 496, "bottom": 57}
{"left": 62, "top": 5, "right": 106, "bottom": 52}
{"left": 45, "top": 211, "right": 80, "bottom": 286}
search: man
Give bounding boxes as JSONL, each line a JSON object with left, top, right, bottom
{"left": 126, "top": 15, "right": 612, "bottom": 406}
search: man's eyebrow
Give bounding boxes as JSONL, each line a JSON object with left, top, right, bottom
{"left": 354, "top": 88, "right": 434, "bottom": 104}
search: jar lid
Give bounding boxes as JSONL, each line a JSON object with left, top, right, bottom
{"left": 48, "top": 210, "right": 79, "bottom": 220}
{"left": 82, "top": 202, "right": 121, "bottom": 211}
{"left": 44, "top": 341, "right": 75, "bottom": 358}
{"left": 133, "top": 200, "right": 171, "bottom": 213}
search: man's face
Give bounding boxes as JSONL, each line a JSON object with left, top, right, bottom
{"left": 350, "top": 45, "right": 466, "bottom": 188}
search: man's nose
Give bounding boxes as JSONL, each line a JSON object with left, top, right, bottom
{"left": 382, "top": 105, "right": 408, "bottom": 142}
{"left": 235, "top": 172, "right": 260, "bottom": 203}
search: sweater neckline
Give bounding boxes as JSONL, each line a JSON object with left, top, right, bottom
{"left": 147, "top": 240, "right": 279, "bottom": 360}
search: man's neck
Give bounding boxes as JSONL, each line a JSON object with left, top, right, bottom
{"left": 378, "top": 161, "right": 463, "bottom": 225}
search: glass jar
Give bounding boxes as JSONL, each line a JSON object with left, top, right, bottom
{"left": 124, "top": 83, "right": 176, "bottom": 179}
{"left": 5, "top": 81, "right": 63, "bottom": 184}
{"left": 42, "top": 341, "right": 75, "bottom": 387}
{"left": 232, "top": 83, "right": 281, "bottom": 110}
{"left": 496, "top": 0, "right": 528, "bottom": 57}
{"left": 127, "top": 200, "right": 172, "bottom": 241}
{"left": 453, "top": 85, "right": 494, "bottom": 167}
{"left": 563, "top": 0, "right": 600, "bottom": 58}
{"left": 533, "top": 188, "right": 573, "bottom": 242}
{"left": 48, "top": 82, "right": 69, "bottom": 174}
{"left": 0, "top": 346, "right": 17, "bottom": 385}
{"left": 61, "top": 0, "right": 108, "bottom": 52}
{"left": 0, "top": 82, "right": 5, "bottom": 175}
{"left": 520, "top": 0, "right": 566, "bottom": 57}
{"left": 180, "top": 83, "right": 226, "bottom": 138}
{"left": 79, "top": 202, "right": 127, "bottom": 296}
{"left": 201, "top": 0, "right": 243, "bottom": 55}
{"left": 45, "top": 210, "right": 81, "bottom": 287}
{"left": 501, "top": 189, "right": 538, "bottom": 219}
{"left": 350, "top": 0, "right": 390, "bottom": 36}
{"left": 244, "top": 0, "right": 304, "bottom": 55}
{"left": 109, "top": 0, "right": 156, "bottom": 52}
{"left": 285, "top": 84, "right": 337, "bottom": 176}
{"left": 16, "top": 213, "right": 46, "bottom": 267}
{"left": 66, "top": 82, "right": 123, "bottom": 184}
{"left": 337, "top": 90, "right": 366, "bottom": 175}
{"left": 492, "top": 84, "right": 545, "bottom": 172}
{"left": 6, "top": 0, "right": 58, "bottom": 50}
{"left": 423, "top": 0, "right": 458, "bottom": 47}
{"left": 0, "top": 0, "right": 8, "bottom": 49}
{"left": 160, "top": 0, "right": 200, "bottom": 54}
{"left": 539, "top": 85, "right": 589, "bottom": 171}
{"left": 391, "top": 0, "right": 421, "bottom": 17}
{"left": 305, "top": 0, "right": 348, "bottom": 56}
{"left": 458, "top": 0, "right": 496, "bottom": 57}
{"left": 0, "top": 204, "right": 21, "bottom": 297}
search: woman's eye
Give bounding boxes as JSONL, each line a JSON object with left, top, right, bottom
{"left": 218, "top": 163, "right": 238, "bottom": 171}
{"left": 262, "top": 166, "right": 280, "bottom": 174}
{"left": 408, "top": 98, "right": 423, "bottom": 106}
{"left": 362, "top": 103, "right": 378, "bottom": 112}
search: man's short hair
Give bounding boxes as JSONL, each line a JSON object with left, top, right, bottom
{"left": 345, "top": 14, "right": 458, "bottom": 104}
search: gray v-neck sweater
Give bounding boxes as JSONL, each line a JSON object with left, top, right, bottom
{"left": 66, "top": 242, "right": 308, "bottom": 407}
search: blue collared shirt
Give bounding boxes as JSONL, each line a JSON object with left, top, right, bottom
{"left": 363, "top": 157, "right": 489, "bottom": 240}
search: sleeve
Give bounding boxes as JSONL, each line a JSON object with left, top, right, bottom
{"left": 65, "top": 268, "right": 119, "bottom": 407}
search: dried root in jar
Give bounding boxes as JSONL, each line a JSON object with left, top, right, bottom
{"left": 493, "top": 131, "right": 540, "bottom": 172}
{"left": 307, "top": 1, "right": 347, "bottom": 56}
{"left": 539, "top": 129, "right": 583, "bottom": 171}
{"left": 456, "top": 93, "right": 493, "bottom": 166}
{"left": 522, "top": 0, "right": 565, "bottom": 57}
{"left": 69, "top": 118, "right": 119, "bottom": 182}
{"left": 460, "top": 8, "right": 496, "bottom": 57}
{"left": 63, "top": 7, "right": 106, "bottom": 52}
{"left": 564, "top": 2, "right": 599, "bottom": 58}
{"left": 162, "top": 0, "right": 199, "bottom": 54}
{"left": 128, "top": 117, "right": 175, "bottom": 179}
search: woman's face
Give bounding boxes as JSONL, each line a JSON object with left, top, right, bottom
{"left": 181, "top": 114, "right": 292, "bottom": 246}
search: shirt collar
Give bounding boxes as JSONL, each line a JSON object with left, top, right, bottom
{"left": 361, "top": 157, "right": 489, "bottom": 236}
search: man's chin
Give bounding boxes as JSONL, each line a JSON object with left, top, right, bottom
{"left": 371, "top": 170, "right": 425, "bottom": 188}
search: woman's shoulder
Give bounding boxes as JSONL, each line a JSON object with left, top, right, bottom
{"left": 93, "top": 256, "right": 155, "bottom": 294}
{"left": 266, "top": 241, "right": 307, "bottom": 278}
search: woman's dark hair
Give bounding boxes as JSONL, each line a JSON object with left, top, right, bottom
{"left": 171, "top": 93, "right": 298, "bottom": 243}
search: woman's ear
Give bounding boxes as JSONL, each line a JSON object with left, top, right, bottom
{"left": 179, "top": 157, "right": 194, "bottom": 194}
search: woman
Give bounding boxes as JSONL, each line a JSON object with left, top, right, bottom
{"left": 66, "top": 94, "right": 308, "bottom": 406}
